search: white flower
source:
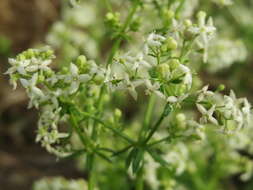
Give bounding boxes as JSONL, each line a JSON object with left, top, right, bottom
{"left": 188, "top": 11, "right": 216, "bottom": 62}
{"left": 20, "top": 73, "right": 45, "bottom": 108}
{"left": 177, "top": 64, "right": 192, "bottom": 88}
{"left": 197, "top": 85, "right": 214, "bottom": 102}
{"left": 121, "top": 75, "right": 144, "bottom": 100}
{"left": 145, "top": 80, "right": 166, "bottom": 99}
{"left": 167, "top": 94, "right": 188, "bottom": 104}
{"left": 241, "top": 98, "right": 251, "bottom": 124}
{"left": 5, "top": 58, "right": 30, "bottom": 75}
{"left": 197, "top": 104, "right": 218, "bottom": 125}
{"left": 133, "top": 53, "right": 151, "bottom": 70}
{"left": 26, "top": 59, "right": 52, "bottom": 73}
{"left": 146, "top": 33, "right": 166, "bottom": 47}
{"left": 65, "top": 63, "right": 91, "bottom": 94}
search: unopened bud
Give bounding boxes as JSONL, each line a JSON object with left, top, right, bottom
{"left": 166, "top": 37, "right": 178, "bottom": 50}
{"left": 168, "top": 59, "right": 180, "bottom": 70}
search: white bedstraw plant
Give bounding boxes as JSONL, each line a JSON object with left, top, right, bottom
{"left": 5, "top": 0, "right": 252, "bottom": 190}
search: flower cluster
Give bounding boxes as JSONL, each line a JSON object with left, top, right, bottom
{"left": 33, "top": 177, "right": 87, "bottom": 190}
{"left": 196, "top": 86, "right": 251, "bottom": 133}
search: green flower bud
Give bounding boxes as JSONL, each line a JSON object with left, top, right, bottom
{"left": 157, "top": 63, "right": 170, "bottom": 79}
{"left": 44, "top": 69, "right": 54, "bottom": 77}
{"left": 176, "top": 113, "right": 186, "bottom": 122}
{"left": 183, "top": 19, "right": 192, "bottom": 27}
{"left": 176, "top": 113, "right": 186, "bottom": 128}
{"left": 17, "top": 54, "right": 26, "bottom": 61}
{"left": 106, "top": 12, "right": 114, "bottom": 21}
{"left": 45, "top": 49, "right": 54, "bottom": 58}
{"left": 93, "top": 74, "right": 104, "bottom": 85}
{"left": 76, "top": 55, "right": 87, "bottom": 67}
{"left": 26, "top": 49, "right": 35, "bottom": 58}
{"left": 38, "top": 74, "right": 45, "bottom": 83}
{"left": 168, "top": 59, "right": 180, "bottom": 70}
{"left": 166, "top": 37, "right": 178, "bottom": 50}
{"left": 165, "top": 10, "right": 175, "bottom": 20}
{"left": 197, "top": 11, "right": 207, "bottom": 21}
{"left": 216, "top": 84, "right": 225, "bottom": 92}
{"left": 114, "top": 108, "right": 122, "bottom": 119}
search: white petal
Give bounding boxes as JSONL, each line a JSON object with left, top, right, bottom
{"left": 20, "top": 78, "right": 29, "bottom": 88}
{"left": 70, "top": 63, "right": 78, "bottom": 76}
{"left": 196, "top": 104, "right": 207, "bottom": 115}
{"left": 79, "top": 74, "right": 91, "bottom": 82}
{"left": 69, "top": 81, "right": 79, "bottom": 94}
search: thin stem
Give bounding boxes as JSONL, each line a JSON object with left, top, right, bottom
{"left": 144, "top": 114, "right": 166, "bottom": 144}
{"left": 106, "top": 0, "right": 140, "bottom": 67}
{"left": 103, "top": 0, "right": 112, "bottom": 12}
{"left": 135, "top": 167, "right": 144, "bottom": 190}
{"left": 81, "top": 111, "right": 135, "bottom": 144}
{"left": 139, "top": 95, "right": 156, "bottom": 140}
{"left": 143, "top": 103, "right": 170, "bottom": 144}
{"left": 88, "top": 158, "right": 95, "bottom": 190}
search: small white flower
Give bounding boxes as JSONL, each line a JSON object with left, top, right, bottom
{"left": 65, "top": 63, "right": 91, "bottom": 94}
{"left": 188, "top": 11, "right": 216, "bottom": 62}
{"left": 146, "top": 33, "right": 166, "bottom": 47}
{"left": 20, "top": 73, "right": 45, "bottom": 108}
{"left": 177, "top": 64, "right": 192, "bottom": 88}
{"left": 122, "top": 75, "right": 144, "bottom": 100}
{"left": 167, "top": 94, "right": 189, "bottom": 104}
{"left": 5, "top": 58, "right": 30, "bottom": 75}
{"left": 145, "top": 80, "right": 166, "bottom": 99}
{"left": 197, "top": 104, "right": 218, "bottom": 125}
{"left": 197, "top": 85, "right": 214, "bottom": 102}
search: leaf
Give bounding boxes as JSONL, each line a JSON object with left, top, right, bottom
{"left": 147, "top": 148, "right": 170, "bottom": 169}
{"left": 125, "top": 148, "right": 138, "bottom": 170}
{"left": 163, "top": 103, "right": 172, "bottom": 117}
{"left": 61, "top": 149, "right": 86, "bottom": 160}
{"left": 132, "top": 148, "right": 144, "bottom": 174}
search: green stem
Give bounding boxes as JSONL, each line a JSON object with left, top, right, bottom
{"left": 88, "top": 156, "right": 96, "bottom": 190}
{"left": 135, "top": 168, "right": 144, "bottom": 190}
{"left": 70, "top": 114, "right": 96, "bottom": 190}
{"left": 139, "top": 95, "right": 156, "bottom": 140}
{"left": 143, "top": 103, "right": 170, "bottom": 144}
{"left": 103, "top": 0, "right": 112, "bottom": 12}
{"left": 81, "top": 111, "right": 135, "bottom": 144}
{"left": 106, "top": 0, "right": 140, "bottom": 67}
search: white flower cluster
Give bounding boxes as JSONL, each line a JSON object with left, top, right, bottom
{"left": 6, "top": 10, "right": 250, "bottom": 158}
{"left": 196, "top": 86, "right": 251, "bottom": 133}
{"left": 33, "top": 177, "right": 87, "bottom": 190}
{"left": 5, "top": 48, "right": 106, "bottom": 156}
{"left": 207, "top": 38, "right": 247, "bottom": 72}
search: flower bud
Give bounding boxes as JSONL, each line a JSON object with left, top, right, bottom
{"left": 26, "top": 49, "right": 35, "bottom": 58}
{"left": 183, "top": 19, "right": 192, "bottom": 27}
{"left": 93, "top": 74, "right": 104, "bottom": 85}
{"left": 114, "top": 108, "right": 122, "bottom": 119}
{"left": 45, "top": 49, "right": 54, "bottom": 58}
{"left": 76, "top": 55, "right": 87, "bottom": 67}
{"left": 106, "top": 12, "right": 114, "bottom": 20}
{"left": 168, "top": 59, "right": 180, "bottom": 70}
{"left": 216, "top": 84, "right": 225, "bottom": 92}
{"left": 165, "top": 10, "right": 175, "bottom": 20}
{"left": 165, "top": 37, "right": 178, "bottom": 50}
{"left": 38, "top": 74, "right": 45, "bottom": 83}
{"left": 157, "top": 63, "right": 170, "bottom": 79}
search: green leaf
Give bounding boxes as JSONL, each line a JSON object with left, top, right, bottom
{"left": 147, "top": 148, "right": 170, "bottom": 169}
{"left": 126, "top": 148, "right": 138, "bottom": 170}
{"left": 132, "top": 148, "right": 144, "bottom": 174}
{"left": 163, "top": 103, "right": 172, "bottom": 117}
